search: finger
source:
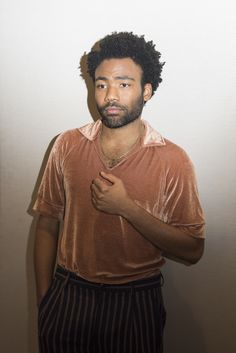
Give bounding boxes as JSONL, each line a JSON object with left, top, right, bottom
{"left": 91, "top": 196, "right": 97, "bottom": 206}
{"left": 91, "top": 196, "right": 99, "bottom": 210}
{"left": 91, "top": 184, "right": 102, "bottom": 200}
{"left": 100, "top": 171, "right": 120, "bottom": 184}
{"left": 91, "top": 180, "right": 108, "bottom": 201}
{"left": 92, "top": 178, "right": 107, "bottom": 192}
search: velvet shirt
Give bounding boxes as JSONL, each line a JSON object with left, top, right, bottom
{"left": 33, "top": 120, "right": 205, "bottom": 284}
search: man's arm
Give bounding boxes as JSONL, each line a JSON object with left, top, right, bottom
{"left": 91, "top": 172, "right": 204, "bottom": 265}
{"left": 118, "top": 199, "right": 204, "bottom": 265}
{"left": 34, "top": 215, "right": 60, "bottom": 306}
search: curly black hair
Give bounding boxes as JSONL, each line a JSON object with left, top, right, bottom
{"left": 87, "top": 32, "right": 165, "bottom": 97}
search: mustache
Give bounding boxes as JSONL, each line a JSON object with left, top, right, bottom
{"left": 102, "top": 103, "right": 126, "bottom": 110}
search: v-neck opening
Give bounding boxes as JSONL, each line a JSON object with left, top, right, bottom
{"left": 93, "top": 133, "right": 144, "bottom": 171}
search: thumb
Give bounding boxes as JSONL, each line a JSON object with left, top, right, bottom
{"left": 100, "top": 171, "right": 120, "bottom": 184}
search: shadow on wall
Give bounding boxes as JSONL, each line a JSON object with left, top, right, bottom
{"left": 162, "top": 264, "right": 206, "bottom": 353}
{"left": 25, "top": 46, "right": 101, "bottom": 352}
{"left": 26, "top": 217, "right": 39, "bottom": 353}
{"left": 26, "top": 136, "right": 58, "bottom": 353}
{"left": 79, "top": 44, "right": 101, "bottom": 123}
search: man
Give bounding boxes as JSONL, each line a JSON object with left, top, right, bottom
{"left": 33, "top": 32, "right": 205, "bottom": 353}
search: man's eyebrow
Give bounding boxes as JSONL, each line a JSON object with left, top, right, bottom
{"left": 115, "top": 76, "right": 135, "bottom": 81}
{"left": 95, "top": 76, "right": 135, "bottom": 82}
{"left": 95, "top": 76, "right": 108, "bottom": 82}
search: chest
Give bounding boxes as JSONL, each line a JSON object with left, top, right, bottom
{"left": 62, "top": 143, "right": 167, "bottom": 213}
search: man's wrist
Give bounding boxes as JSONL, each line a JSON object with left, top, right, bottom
{"left": 121, "top": 198, "right": 139, "bottom": 220}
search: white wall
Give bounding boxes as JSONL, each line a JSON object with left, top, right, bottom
{"left": 1, "top": 1, "right": 235, "bottom": 352}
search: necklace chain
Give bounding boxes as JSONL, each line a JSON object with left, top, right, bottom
{"left": 99, "top": 122, "right": 145, "bottom": 167}
{"left": 101, "top": 134, "right": 141, "bottom": 163}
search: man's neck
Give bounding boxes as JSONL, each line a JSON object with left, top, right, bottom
{"left": 100, "top": 118, "right": 144, "bottom": 147}
{"left": 99, "top": 118, "right": 145, "bottom": 168}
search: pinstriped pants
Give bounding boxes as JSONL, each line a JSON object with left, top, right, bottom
{"left": 38, "top": 266, "right": 166, "bottom": 353}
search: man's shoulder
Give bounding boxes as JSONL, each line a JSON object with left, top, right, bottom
{"left": 51, "top": 128, "right": 82, "bottom": 150}
{"left": 159, "top": 139, "right": 195, "bottom": 177}
{"left": 48, "top": 121, "right": 99, "bottom": 160}
{"left": 57, "top": 128, "right": 80, "bottom": 140}
{"left": 163, "top": 138, "right": 189, "bottom": 158}
{"left": 145, "top": 122, "right": 190, "bottom": 162}
{"left": 54, "top": 120, "right": 99, "bottom": 145}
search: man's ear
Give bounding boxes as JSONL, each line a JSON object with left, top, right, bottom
{"left": 143, "top": 83, "right": 153, "bottom": 103}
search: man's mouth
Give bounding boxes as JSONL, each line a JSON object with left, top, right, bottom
{"left": 105, "top": 107, "right": 122, "bottom": 114}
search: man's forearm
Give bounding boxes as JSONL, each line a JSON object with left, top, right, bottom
{"left": 34, "top": 215, "right": 60, "bottom": 305}
{"left": 122, "top": 199, "right": 204, "bottom": 265}
{"left": 91, "top": 172, "right": 204, "bottom": 265}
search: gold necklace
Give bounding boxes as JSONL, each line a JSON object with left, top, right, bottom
{"left": 100, "top": 131, "right": 143, "bottom": 168}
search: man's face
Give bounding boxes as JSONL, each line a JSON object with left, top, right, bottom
{"left": 95, "top": 58, "right": 150, "bottom": 129}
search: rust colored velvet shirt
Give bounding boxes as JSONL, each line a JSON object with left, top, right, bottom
{"left": 33, "top": 120, "right": 205, "bottom": 284}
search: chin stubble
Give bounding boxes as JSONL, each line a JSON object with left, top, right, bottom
{"left": 97, "top": 94, "right": 144, "bottom": 129}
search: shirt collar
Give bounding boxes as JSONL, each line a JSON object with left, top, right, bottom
{"left": 78, "top": 119, "right": 166, "bottom": 147}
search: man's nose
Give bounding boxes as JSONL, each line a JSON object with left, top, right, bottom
{"left": 104, "top": 86, "right": 119, "bottom": 102}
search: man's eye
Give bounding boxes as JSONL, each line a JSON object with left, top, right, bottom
{"left": 120, "top": 83, "right": 130, "bottom": 88}
{"left": 96, "top": 84, "right": 106, "bottom": 89}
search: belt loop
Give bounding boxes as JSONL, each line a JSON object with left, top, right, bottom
{"left": 130, "top": 283, "right": 135, "bottom": 318}
{"left": 54, "top": 269, "right": 70, "bottom": 304}
{"left": 98, "top": 283, "right": 104, "bottom": 298}
{"left": 95, "top": 283, "right": 104, "bottom": 316}
{"left": 63, "top": 271, "right": 70, "bottom": 288}
{"left": 160, "top": 273, "right": 164, "bottom": 287}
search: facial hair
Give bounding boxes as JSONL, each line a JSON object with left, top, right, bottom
{"left": 97, "top": 93, "right": 144, "bottom": 129}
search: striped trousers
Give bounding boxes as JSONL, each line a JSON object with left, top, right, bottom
{"left": 38, "top": 266, "right": 166, "bottom": 353}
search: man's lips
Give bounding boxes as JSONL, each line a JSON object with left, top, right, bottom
{"left": 104, "top": 107, "right": 123, "bottom": 114}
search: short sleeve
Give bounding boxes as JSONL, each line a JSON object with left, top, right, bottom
{"left": 162, "top": 151, "right": 205, "bottom": 238}
{"left": 33, "top": 136, "right": 65, "bottom": 220}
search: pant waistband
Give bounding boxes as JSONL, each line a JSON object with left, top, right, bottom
{"left": 55, "top": 265, "right": 164, "bottom": 291}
